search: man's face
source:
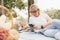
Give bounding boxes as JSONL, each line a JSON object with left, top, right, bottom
{"left": 30, "top": 10, "right": 39, "bottom": 17}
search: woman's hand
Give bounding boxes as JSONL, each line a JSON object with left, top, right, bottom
{"left": 42, "top": 24, "right": 47, "bottom": 28}
{"left": 33, "top": 25, "right": 41, "bottom": 29}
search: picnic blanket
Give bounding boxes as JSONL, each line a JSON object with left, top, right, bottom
{"left": 18, "top": 32, "right": 56, "bottom": 40}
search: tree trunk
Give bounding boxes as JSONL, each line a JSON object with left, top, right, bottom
{"left": 0, "top": 0, "right": 1, "bottom": 5}
{"left": 1, "top": 0, "right": 4, "bottom": 15}
{"left": 28, "top": 0, "right": 34, "bottom": 22}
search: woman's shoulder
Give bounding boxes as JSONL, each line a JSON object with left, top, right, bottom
{"left": 41, "top": 12, "right": 49, "bottom": 17}
{"left": 29, "top": 16, "right": 34, "bottom": 20}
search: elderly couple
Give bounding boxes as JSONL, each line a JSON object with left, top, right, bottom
{"left": 20, "top": 4, "right": 60, "bottom": 40}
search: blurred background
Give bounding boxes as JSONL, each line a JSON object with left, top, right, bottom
{"left": 36, "top": 0, "right": 60, "bottom": 19}
{"left": 0, "top": 0, "right": 28, "bottom": 30}
{"left": 0, "top": 0, "right": 28, "bottom": 21}
{"left": 0, "top": 0, "right": 60, "bottom": 30}
{"left": 29, "top": 0, "right": 60, "bottom": 19}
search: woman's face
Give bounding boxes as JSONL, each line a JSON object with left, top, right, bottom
{"left": 30, "top": 10, "right": 40, "bottom": 17}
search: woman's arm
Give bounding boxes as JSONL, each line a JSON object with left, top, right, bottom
{"left": 43, "top": 14, "right": 52, "bottom": 28}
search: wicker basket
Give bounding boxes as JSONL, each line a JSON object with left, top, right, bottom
{"left": 0, "top": 5, "right": 14, "bottom": 29}
{"left": 0, "top": 5, "right": 19, "bottom": 40}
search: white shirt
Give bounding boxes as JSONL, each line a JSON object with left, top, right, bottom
{"left": 29, "top": 13, "right": 50, "bottom": 27}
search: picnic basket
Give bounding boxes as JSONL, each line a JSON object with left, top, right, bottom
{"left": 0, "top": 5, "right": 19, "bottom": 40}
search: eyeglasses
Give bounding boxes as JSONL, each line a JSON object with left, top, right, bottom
{"left": 30, "top": 11, "right": 37, "bottom": 13}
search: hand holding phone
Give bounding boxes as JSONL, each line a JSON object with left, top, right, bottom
{"left": 29, "top": 24, "right": 34, "bottom": 27}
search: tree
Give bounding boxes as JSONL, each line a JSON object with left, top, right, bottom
{"left": 28, "top": 0, "right": 34, "bottom": 22}
{"left": 16, "top": 0, "right": 26, "bottom": 9}
{"left": 0, "top": 0, "right": 4, "bottom": 15}
{"left": 4, "top": 0, "right": 15, "bottom": 9}
{"left": 4, "top": 0, "right": 26, "bottom": 9}
{"left": 44, "top": 9, "right": 60, "bottom": 19}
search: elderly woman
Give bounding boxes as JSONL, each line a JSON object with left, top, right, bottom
{"left": 29, "top": 4, "right": 60, "bottom": 40}
{"left": 29, "top": 4, "right": 52, "bottom": 29}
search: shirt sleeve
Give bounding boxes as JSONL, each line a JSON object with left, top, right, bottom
{"left": 44, "top": 13, "right": 52, "bottom": 20}
{"left": 44, "top": 13, "right": 52, "bottom": 23}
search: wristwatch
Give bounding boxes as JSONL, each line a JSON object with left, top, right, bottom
{"left": 41, "top": 25, "right": 44, "bottom": 29}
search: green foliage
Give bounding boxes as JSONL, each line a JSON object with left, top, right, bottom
{"left": 44, "top": 9, "right": 60, "bottom": 19}
{"left": 11, "top": 10, "right": 17, "bottom": 17}
{"left": 4, "top": 0, "right": 26, "bottom": 9}
{"left": 3, "top": 0, "right": 27, "bottom": 17}
{"left": 4, "top": 0, "right": 15, "bottom": 9}
{"left": 16, "top": 0, "right": 26, "bottom": 9}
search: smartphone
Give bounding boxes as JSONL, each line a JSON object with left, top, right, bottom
{"left": 29, "top": 24, "right": 34, "bottom": 27}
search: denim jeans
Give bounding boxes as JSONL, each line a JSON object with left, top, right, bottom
{"left": 42, "top": 19, "right": 60, "bottom": 40}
